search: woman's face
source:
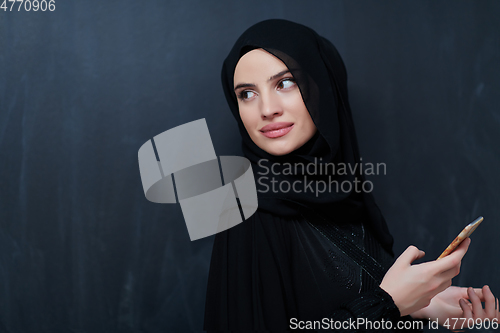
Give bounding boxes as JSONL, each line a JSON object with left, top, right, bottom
{"left": 233, "top": 48, "right": 317, "bottom": 156}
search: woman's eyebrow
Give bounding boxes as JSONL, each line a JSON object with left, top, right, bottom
{"left": 268, "top": 69, "right": 291, "bottom": 81}
{"left": 234, "top": 70, "right": 291, "bottom": 91}
{"left": 234, "top": 83, "right": 255, "bottom": 91}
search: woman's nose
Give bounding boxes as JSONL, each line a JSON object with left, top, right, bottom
{"left": 260, "top": 93, "right": 283, "bottom": 120}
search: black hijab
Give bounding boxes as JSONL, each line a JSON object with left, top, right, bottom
{"left": 221, "top": 19, "right": 394, "bottom": 255}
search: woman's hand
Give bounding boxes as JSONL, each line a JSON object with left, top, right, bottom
{"left": 410, "top": 286, "right": 482, "bottom": 322}
{"left": 411, "top": 285, "right": 499, "bottom": 330}
{"left": 460, "top": 285, "right": 499, "bottom": 321}
{"left": 379, "top": 238, "right": 470, "bottom": 316}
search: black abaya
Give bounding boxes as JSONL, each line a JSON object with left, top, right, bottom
{"left": 204, "top": 19, "right": 422, "bottom": 332}
{"left": 204, "top": 208, "right": 405, "bottom": 331}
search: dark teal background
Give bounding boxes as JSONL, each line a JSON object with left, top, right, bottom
{"left": 1, "top": 1, "right": 499, "bottom": 332}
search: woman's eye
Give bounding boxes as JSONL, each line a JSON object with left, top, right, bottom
{"left": 238, "top": 90, "right": 256, "bottom": 100}
{"left": 278, "top": 78, "right": 296, "bottom": 90}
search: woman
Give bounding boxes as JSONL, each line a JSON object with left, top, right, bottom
{"left": 204, "top": 19, "right": 498, "bottom": 332}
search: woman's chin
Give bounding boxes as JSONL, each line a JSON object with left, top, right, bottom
{"left": 260, "top": 142, "right": 295, "bottom": 156}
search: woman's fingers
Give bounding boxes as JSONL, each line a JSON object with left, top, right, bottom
{"left": 462, "top": 287, "right": 484, "bottom": 300}
{"left": 396, "top": 245, "right": 425, "bottom": 266}
{"left": 439, "top": 263, "right": 461, "bottom": 281}
{"left": 435, "top": 238, "right": 471, "bottom": 272}
{"left": 481, "top": 285, "right": 496, "bottom": 318}
{"left": 460, "top": 298, "right": 473, "bottom": 318}
{"left": 471, "top": 288, "right": 484, "bottom": 301}
{"left": 456, "top": 286, "right": 499, "bottom": 320}
{"left": 468, "top": 287, "right": 485, "bottom": 317}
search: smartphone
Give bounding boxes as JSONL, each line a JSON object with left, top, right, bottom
{"left": 437, "top": 216, "right": 483, "bottom": 260}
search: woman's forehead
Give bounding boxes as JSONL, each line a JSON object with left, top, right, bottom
{"left": 233, "top": 49, "right": 288, "bottom": 83}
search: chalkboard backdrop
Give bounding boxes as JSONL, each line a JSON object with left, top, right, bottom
{"left": 1, "top": 1, "right": 499, "bottom": 332}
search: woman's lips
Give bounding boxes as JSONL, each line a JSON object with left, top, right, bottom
{"left": 260, "top": 122, "right": 294, "bottom": 138}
